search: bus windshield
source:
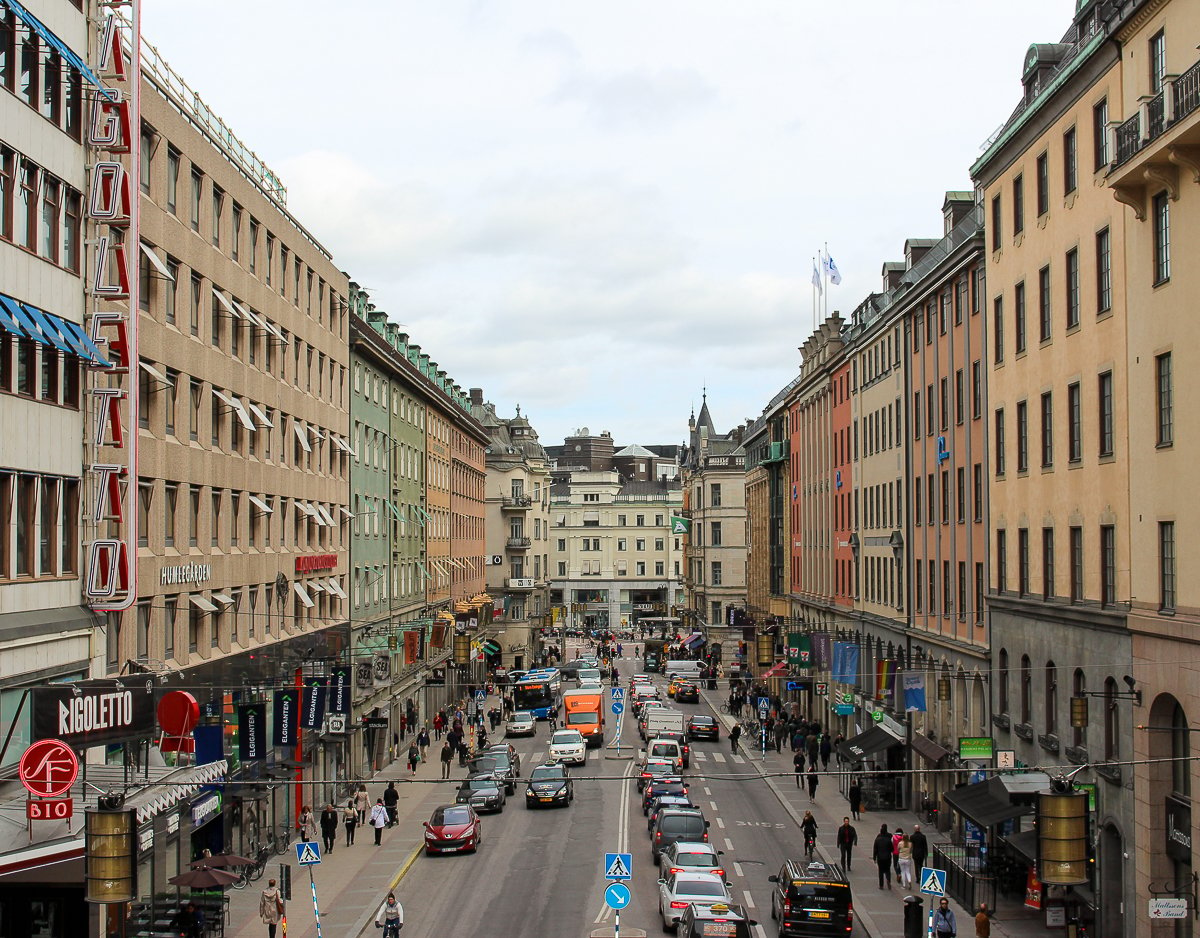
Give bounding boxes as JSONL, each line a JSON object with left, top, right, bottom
{"left": 513, "top": 675, "right": 560, "bottom": 718}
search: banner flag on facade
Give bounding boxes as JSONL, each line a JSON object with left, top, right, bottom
{"left": 330, "top": 666, "right": 350, "bottom": 714}
{"left": 238, "top": 703, "right": 267, "bottom": 760}
{"left": 876, "top": 659, "right": 896, "bottom": 700}
{"left": 903, "top": 672, "right": 928, "bottom": 713}
{"left": 301, "top": 678, "right": 327, "bottom": 729}
{"left": 811, "top": 631, "right": 831, "bottom": 671}
{"left": 842, "top": 643, "right": 860, "bottom": 687}
{"left": 670, "top": 516, "right": 690, "bottom": 535}
{"left": 404, "top": 630, "right": 420, "bottom": 666}
{"left": 272, "top": 690, "right": 299, "bottom": 747}
{"left": 831, "top": 642, "right": 846, "bottom": 683}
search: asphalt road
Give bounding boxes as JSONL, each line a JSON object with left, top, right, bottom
{"left": 389, "top": 655, "right": 868, "bottom": 938}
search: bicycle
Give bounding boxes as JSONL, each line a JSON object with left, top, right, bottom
{"left": 271, "top": 825, "right": 292, "bottom": 855}
{"left": 804, "top": 833, "right": 816, "bottom": 861}
{"left": 231, "top": 845, "right": 271, "bottom": 889}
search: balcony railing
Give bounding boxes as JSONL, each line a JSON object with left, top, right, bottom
{"left": 506, "top": 536, "right": 531, "bottom": 549}
{"left": 1115, "top": 113, "right": 1141, "bottom": 165}
{"left": 1147, "top": 91, "right": 1166, "bottom": 139}
{"left": 501, "top": 495, "right": 532, "bottom": 510}
{"left": 1178, "top": 60, "right": 1200, "bottom": 120}
{"left": 1112, "top": 58, "right": 1200, "bottom": 168}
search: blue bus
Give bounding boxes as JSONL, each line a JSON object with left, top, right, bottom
{"left": 513, "top": 669, "right": 562, "bottom": 719}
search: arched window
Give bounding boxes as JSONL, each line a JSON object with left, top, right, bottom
{"left": 998, "top": 649, "right": 1009, "bottom": 714}
{"left": 1045, "top": 661, "right": 1058, "bottom": 735}
{"left": 1072, "top": 669, "right": 1086, "bottom": 748}
{"left": 1172, "top": 701, "right": 1190, "bottom": 798}
{"left": 1020, "top": 655, "right": 1032, "bottom": 724}
{"left": 1103, "top": 677, "right": 1119, "bottom": 761}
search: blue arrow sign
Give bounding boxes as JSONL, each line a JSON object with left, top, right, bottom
{"left": 611, "top": 701, "right": 624, "bottom": 715}
{"left": 604, "top": 852, "right": 633, "bottom": 881}
{"left": 610, "top": 687, "right": 625, "bottom": 702}
{"left": 604, "top": 882, "right": 632, "bottom": 910}
{"left": 295, "top": 841, "right": 322, "bottom": 865}
{"left": 919, "top": 867, "right": 947, "bottom": 897}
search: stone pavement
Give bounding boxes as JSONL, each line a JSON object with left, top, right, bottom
{"left": 697, "top": 682, "right": 1044, "bottom": 938}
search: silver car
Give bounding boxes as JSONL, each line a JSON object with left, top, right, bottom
{"left": 506, "top": 711, "right": 536, "bottom": 738}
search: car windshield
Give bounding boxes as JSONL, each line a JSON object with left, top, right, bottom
{"left": 482, "top": 753, "right": 511, "bottom": 769}
{"left": 552, "top": 731, "right": 583, "bottom": 745}
{"left": 463, "top": 778, "right": 498, "bottom": 790}
{"left": 510, "top": 713, "right": 533, "bottom": 723}
{"left": 531, "top": 766, "right": 566, "bottom": 781}
{"left": 677, "top": 880, "right": 727, "bottom": 898}
{"left": 432, "top": 807, "right": 472, "bottom": 826}
{"left": 566, "top": 712, "right": 596, "bottom": 726}
{"left": 651, "top": 744, "right": 678, "bottom": 757}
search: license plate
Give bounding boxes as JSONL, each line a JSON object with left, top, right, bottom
{"left": 808, "top": 911, "right": 830, "bottom": 920}
{"left": 701, "top": 926, "right": 736, "bottom": 937}
{"left": 540, "top": 797, "right": 553, "bottom": 802}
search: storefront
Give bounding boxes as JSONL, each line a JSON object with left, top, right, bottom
{"left": 837, "top": 724, "right": 905, "bottom": 810}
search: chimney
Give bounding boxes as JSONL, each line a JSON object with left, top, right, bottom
{"left": 470, "top": 388, "right": 484, "bottom": 405}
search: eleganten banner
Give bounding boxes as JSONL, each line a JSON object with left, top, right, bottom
{"left": 329, "top": 666, "right": 350, "bottom": 714}
{"left": 300, "top": 679, "right": 327, "bottom": 729}
{"left": 238, "top": 703, "right": 266, "bottom": 761}
{"left": 272, "top": 690, "right": 299, "bottom": 747}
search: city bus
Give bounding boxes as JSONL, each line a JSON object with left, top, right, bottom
{"left": 513, "top": 670, "right": 562, "bottom": 720}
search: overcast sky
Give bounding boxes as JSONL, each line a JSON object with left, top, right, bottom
{"left": 143, "top": 1, "right": 1074, "bottom": 449}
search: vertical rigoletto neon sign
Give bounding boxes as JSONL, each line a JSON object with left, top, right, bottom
{"left": 84, "top": 6, "right": 141, "bottom": 611}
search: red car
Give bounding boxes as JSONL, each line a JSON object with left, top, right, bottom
{"left": 423, "top": 804, "right": 482, "bottom": 855}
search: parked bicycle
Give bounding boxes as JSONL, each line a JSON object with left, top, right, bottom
{"left": 231, "top": 845, "right": 271, "bottom": 889}
{"left": 271, "top": 824, "right": 292, "bottom": 855}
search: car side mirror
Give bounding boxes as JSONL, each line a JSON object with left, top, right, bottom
{"left": 657, "top": 878, "right": 666, "bottom": 885}
{"left": 717, "top": 850, "right": 724, "bottom": 855}
{"left": 748, "top": 920, "right": 758, "bottom": 927}
{"left": 767, "top": 875, "right": 779, "bottom": 883}
{"left": 705, "top": 820, "right": 711, "bottom": 828}
{"left": 422, "top": 821, "right": 430, "bottom": 829}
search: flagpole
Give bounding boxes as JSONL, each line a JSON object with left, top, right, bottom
{"left": 823, "top": 242, "right": 829, "bottom": 322}
{"left": 811, "top": 255, "right": 817, "bottom": 335}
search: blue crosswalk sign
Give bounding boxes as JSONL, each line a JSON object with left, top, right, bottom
{"left": 919, "top": 867, "right": 946, "bottom": 897}
{"left": 604, "top": 882, "right": 631, "bottom": 909}
{"left": 605, "top": 852, "right": 632, "bottom": 880}
{"left": 475, "top": 690, "right": 486, "bottom": 704}
{"left": 295, "top": 841, "right": 321, "bottom": 865}
{"left": 610, "top": 687, "right": 625, "bottom": 702}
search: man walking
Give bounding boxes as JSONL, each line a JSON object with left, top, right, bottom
{"left": 806, "top": 771, "right": 819, "bottom": 803}
{"left": 440, "top": 739, "right": 454, "bottom": 779}
{"left": 259, "top": 879, "right": 284, "bottom": 938}
{"left": 793, "top": 751, "right": 805, "bottom": 788}
{"left": 933, "top": 899, "right": 957, "bottom": 938}
{"left": 836, "top": 817, "right": 858, "bottom": 871}
{"left": 383, "top": 781, "right": 400, "bottom": 827}
{"left": 872, "top": 823, "right": 894, "bottom": 890}
{"left": 319, "top": 803, "right": 339, "bottom": 854}
{"left": 974, "top": 902, "right": 991, "bottom": 938}
{"left": 910, "top": 823, "right": 929, "bottom": 877}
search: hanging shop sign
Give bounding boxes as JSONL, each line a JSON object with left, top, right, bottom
{"left": 83, "top": 10, "right": 139, "bottom": 612}
{"left": 958, "top": 736, "right": 995, "bottom": 761}
{"left": 300, "top": 679, "right": 327, "bottom": 730}
{"left": 238, "top": 704, "right": 266, "bottom": 761}
{"left": 329, "top": 666, "right": 350, "bottom": 714}
{"left": 190, "top": 793, "right": 221, "bottom": 826}
{"left": 272, "top": 690, "right": 299, "bottom": 747}
{"left": 19, "top": 739, "right": 79, "bottom": 799}
{"left": 32, "top": 680, "right": 155, "bottom": 748}
{"left": 1166, "top": 794, "right": 1192, "bottom": 862}
{"left": 157, "top": 691, "right": 200, "bottom": 754}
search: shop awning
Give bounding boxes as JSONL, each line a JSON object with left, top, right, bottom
{"left": 189, "top": 594, "right": 217, "bottom": 612}
{"left": 837, "top": 725, "right": 903, "bottom": 762}
{"left": 481, "top": 639, "right": 502, "bottom": 656}
{"left": 762, "top": 661, "right": 788, "bottom": 678}
{"left": 1003, "top": 828, "right": 1039, "bottom": 865}
{"left": 685, "top": 633, "right": 706, "bottom": 650}
{"left": 910, "top": 734, "right": 952, "bottom": 764}
{"left": 943, "top": 776, "right": 1033, "bottom": 828}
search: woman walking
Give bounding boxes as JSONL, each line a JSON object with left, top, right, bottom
{"left": 407, "top": 741, "right": 421, "bottom": 775}
{"left": 897, "top": 833, "right": 915, "bottom": 890}
{"left": 417, "top": 726, "right": 430, "bottom": 761}
{"left": 297, "top": 805, "right": 317, "bottom": 844}
{"left": 848, "top": 778, "right": 863, "bottom": 820}
{"left": 370, "top": 798, "right": 388, "bottom": 846}
{"left": 343, "top": 799, "right": 358, "bottom": 846}
{"left": 354, "top": 785, "right": 371, "bottom": 825}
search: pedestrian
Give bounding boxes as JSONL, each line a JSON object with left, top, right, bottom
{"left": 729, "top": 723, "right": 742, "bottom": 755}
{"left": 872, "top": 824, "right": 894, "bottom": 889}
{"left": 807, "top": 771, "right": 819, "bottom": 802}
{"left": 773, "top": 720, "right": 786, "bottom": 753}
{"left": 433, "top": 712, "right": 445, "bottom": 740}
{"left": 417, "top": 726, "right": 430, "bottom": 760}
{"left": 407, "top": 741, "right": 421, "bottom": 775}
{"left": 398, "top": 713, "right": 407, "bottom": 742}
{"left": 383, "top": 782, "right": 399, "bottom": 827}
{"left": 892, "top": 826, "right": 905, "bottom": 877}
{"left": 836, "top": 817, "right": 858, "bottom": 871}
{"left": 820, "top": 734, "right": 832, "bottom": 770}
{"left": 319, "top": 803, "right": 339, "bottom": 853}
{"left": 343, "top": 799, "right": 358, "bottom": 846}
{"left": 793, "top": 751, "right": 805, "bottom": 788}
{"left": 297, "top": 805, "right": 316, "bottom": 843}
{"left": 974, "top": 902, "right": 991, "bottom": 938}
{"left": 370, "top": 798, "right": 388, "bottom": 845}
{"left": 910, "top": 823, "right": 929, "bottom": 875}
{"left": 897, "top": 833, "right": 915, "bottom": 889}
{"left": 801, "top": 810, "right": 819, "bottom": 859}
{"left": 259, "top": 878, "right": 284, "bottom": 938}
{"left": 355, "top": 784, "right": 370, "bottom": 824}
{"left": 374, "top": 891, "right": 405, "bottom": 937}
{"left": 848, "top": 779, "right": 863, "bottom": 820}
{"left": 172, "top": 903, "right": 203, "bottom": 938}
{"left": 791, "top": 729, "right": 804, "bottom": 752}
{"left": 932, "top": 899, "right": 957, "bottom": 938}
{"left": 439, "top": 740, "right": 454, "bottom": 778}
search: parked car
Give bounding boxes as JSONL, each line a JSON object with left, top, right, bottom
{"left": 422, "top": 804, "right": 482, "bottom": 855}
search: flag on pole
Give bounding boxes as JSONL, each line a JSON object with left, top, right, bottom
{"left": 902, "top": 672, "right": 927, "bottom": 713}
{"left": 812, "top": 258, "right": 822, "bottom": 294}
{"left": 824, "top": 253, "right": 843, "bottom": 285}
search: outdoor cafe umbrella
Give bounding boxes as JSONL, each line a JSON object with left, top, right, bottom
{"left": 190, "top": 852, "right": 253, "bottom": 869}
{"left": 168, "top": 867, "right": 240, "bottom": 889}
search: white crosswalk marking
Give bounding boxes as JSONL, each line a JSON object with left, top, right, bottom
{"left": 712, "top": 752, "right": 726, "bottom": 763}
{"left": 693, "top": 751, "right": 707, "bottom": 762}
{"left": 730, "top": 754, "right": 745, "bottom": 764}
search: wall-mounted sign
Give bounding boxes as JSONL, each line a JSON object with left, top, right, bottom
{"left": 296, "top": 554, "right": 338, "bottom": 574}
{"left": 1166, "top": 794, "right": 1191, "bottom": 862}
{"left": 19, "top": 739, "right": 79, "bottom": 798}
{"left": 190, "top": 793, "right": 221, "bottom": 826}
{"left": 300, "top": 679, "right": 327, "bottom": 730}
{"left": 959, "top": 737, "right": 995, "bottom": 761}
{"left": 32, "top": 680, "right": 155, "bottom": 748}
{"left": 159, "top": 563, "right": 211, "bottom": 586}
{"left": 27, "top": 798, "right": 73, "bottom": 821}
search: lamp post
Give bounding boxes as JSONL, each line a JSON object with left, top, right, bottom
{"left": 85, "top": 793, "right": 138, "bottom": 938}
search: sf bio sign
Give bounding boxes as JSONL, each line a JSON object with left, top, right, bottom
{"left": 20, "top": 739, "right": 79, "bottom": 802}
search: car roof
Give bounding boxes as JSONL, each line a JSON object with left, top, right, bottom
{"left": 688, "top": 902, "right": 750, "bottom": 920}
{"left": 671, "top": 870, "right": 725, "bottom": 884}
{"left": 689, "top": 714, "right": 715, "bottom": 722}
{"left": 668, "top": 841, "right": 718, "bottom": 853}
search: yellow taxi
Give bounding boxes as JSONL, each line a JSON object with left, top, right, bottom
{"left": 667, "top": 677, "right": 683, "bottom": 698}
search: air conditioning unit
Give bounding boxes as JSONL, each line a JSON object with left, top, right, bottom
{"left": 326, "top": 714, "right": 347, "bottom": 734}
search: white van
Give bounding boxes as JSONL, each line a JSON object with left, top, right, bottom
{"left": 642, "top": 737, "right": 684, "bottom": 771}
{"left": 665, "top": 660, "right": 704, "bottom": 679}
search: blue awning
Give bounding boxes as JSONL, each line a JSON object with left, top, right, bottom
{"left": 0, "top": 293, "right": 110, "bottom": 367}
{"left": 0, "top": 0, "right": 115, "bottom": 101}
{"left": 685, "top": 633, "right": 706, "bottom": 650}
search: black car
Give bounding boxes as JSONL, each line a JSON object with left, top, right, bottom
{"left": 643, "top": 778, "right": 688, "bottom": 814}
{"left": 647, "top": 794, "right": 694, "bottom": 832}
{"left": 674, "top": 682, "right": 700, "bottom": 704}
{"left": 525, "top": 762, "right": 574, "bottom": 808}
{"left": 455, "top": 774, "right": 506, "bottom": 813}
{"left": 678, "top": 901, "right": 757, "bottom": 938}
{"left": 687, "top": 714, "right": 720, "bottom": 741}
{"left": 469, "top": 749, "right": 520, "bottom": 795}
{"left": 768, "top": 859, "right": 854, "bottom": 937}
{"left": 651, "top": 807, "right": 710, "bottom": 863}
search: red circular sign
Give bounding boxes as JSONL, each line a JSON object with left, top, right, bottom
{"left": 19, "top": 739, "right": 79, "bottom": 798}
{"left": 157, "top": 691, "right": 200, "bottom": 736}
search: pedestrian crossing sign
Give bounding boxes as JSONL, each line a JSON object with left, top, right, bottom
{"left": 610, "top": 687, "right": 625, "bottom": 702}
{"left": 475, "top": 690, "right": 486, "bottom": 704}
{"left": 919, "top": 866, "right": 946, "bottom": 897}
{"left": 295, "top": 841, "right": 322, "bottom": 865}
{"left": 604, "top": 852, "right": 633, "bottom": 881}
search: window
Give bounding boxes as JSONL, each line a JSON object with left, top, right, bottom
{"left": 1020, "top": 654, "right": 1032, "bottom": 725}
{"left": 1156, "top": 352, "right": 1173, "bottom": 447}
{"left": 1098, "top": 371, "right": 1114, "bottom": 457}
{"left": 1064, "top": 248, "right": 1079, "bottom": 330}
{"left": 973, "top": 463, "right": 983, "bottom": 522}
{"left": 635, "top": 561, "right": 646, "bottom": 576}
{"left": 998, "top": 649, "right": 1010, "bottom": 714}
{"left": 972, "top": 361, "right": 982, "bottom": 419}
{"left": 231, "top": 204, "right": 241, "bottom": 261}
{"left": 190, "top": 169, "right": 202, "bottom": 231}
{"left": 1153, "top": 191, "right": 1171, "bottom": 285}
{"left": 1038, "top": 267, "right": 1052, "bottom": 342}
{"left": 1045, "top": 661, "right": 1058, "bottom": 735}
{"left": 1070, "top": 526, "right": 1083, "bottom": 603}
{"left": 711, "top": 562, "right": 722, "bottom": 586}
{"left": 557, "top": 562, "right": 566, "bottom": 577}
{"left": 166, "top": 148, "right": 179, "bottom": 214}
{"left": 211, "top": 490, "right": 222, "bottom": 547}
{"left": 956, "top": 466, "right": 965, "bottom": 522}
{"left": 1036, "top": 152, "right": 1049, "bottom": 216}
{"left": 249, "top": 219, "right": 258, "bottom": 274}
{"left": 164, "top": 482, "right": 177, "bottom": 547}
{"left": 1014, "top": 282, "right": 1026, "bottom": 353}
{"left": 710, "top": 483, "right": 721, "bottom": 507}
{"left": 997, "top": 530, "right": 1008, "bottom": 593}
{"left": 1040, "top": 392, "right": 1053, "bottom": 467}
{"left": 955, "top": 369, "right": 964, "bottom": 425}
{"left": 993, "top": 296, "right": 1004, "bottom": 363}
{"left": 1100, "top": 524, "right": 1116, "bottom": 607}
{"left": 1063, "top": 127, "right": 1077, "bottom": 195}
{"left": 211, "top": 186, "right": 223, "bottom": 246}
{"left": 1093, "top": 98, "right": 1109, "bottom": 170}
{"left": 1096, "top": 227, "right": 1111, "bottom": 313}
{"left": 1067, "top": 382, "right": 1081, "bottom": 462}
{"left": 994, "top": 408, "right": 1006, "bottom": 476}
{"left": 1042, "top": 527, "right": 1055, "bottom": 599}
{"left": 1149, "top": 29, "right": 1166, "bottom": 94}
{"left": 1072, "top": 669, "right": 1086, "bottom": 747}
{"left": 1159, "top": 521, "right": 1176, "bottom": 612}
{"left": 1018, "top": 527, "right": 1030, "bottom": 596}
{"left": 709, "top": 521, "right": 722, "bottom": 545}
{"left": 1016, "top": 400, "right": 1028, "bottom": 472}
{"left": 1012, "top": 174, "right": 1024, "bottom": 234}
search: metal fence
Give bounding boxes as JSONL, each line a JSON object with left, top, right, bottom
{"left": 932, "top": 842, "right": 996, "bottom": 914}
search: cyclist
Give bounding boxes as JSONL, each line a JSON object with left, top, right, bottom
{"left": 374, "top": 892, "right": 404, "bottom": 936}
{"left": 610, "top": 667, "right": 620, "bottom": 687}
{"left": 801, "top": 810, "right": 819, "bottom": 860}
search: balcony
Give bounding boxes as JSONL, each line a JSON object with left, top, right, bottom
{"left": 760, "top": 441, "right": 788, "bottom": 465}
{"left": 501, "top": 495, "right": 533, "bottom": 511}
{"left": 506, "top": 577, "right": 536, "bottom": 591}
{"left": 1013, "top": 721, "right": 1034, "bottom": 741}
{"left": 506, "top": 536, "right": 532, "bottom": 550}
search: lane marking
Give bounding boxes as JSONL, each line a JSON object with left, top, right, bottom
{"left": 715, "top": 817, "right": 725, "bottom": 829}
{"left": 742, "top": 889, "right": 755, "bottom": 908}
{"left": 724, "top": 837, "right": 734, "bottom": 851}
{"left": 703, "top": 787, "right": 712, "bottom": 796}
{"left": 731, "top": 754, "right": 745, "bottom": 764}
{"left": 709, "top": 801, "right": 718, "bottom": 811}
{"left": 733, "top": 862, "right": 744, "bottom": 878}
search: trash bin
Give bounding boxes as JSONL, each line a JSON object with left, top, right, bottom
{"left": 902, "top": 895, "right": 924, "bottom": 938}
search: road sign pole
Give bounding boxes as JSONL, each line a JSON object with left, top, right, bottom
{"left": 308, "top": 866, "right": 323, "bottom": 938}
{"left": 614, "top": 907, "right": 620, "bottom": 938}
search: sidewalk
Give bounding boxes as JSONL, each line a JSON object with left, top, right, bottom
{"left": 222, "top": 748, "right": 450, "bottom": 938}
{"left": 698, "top": 684, "right": 1042, "bottom": 938}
